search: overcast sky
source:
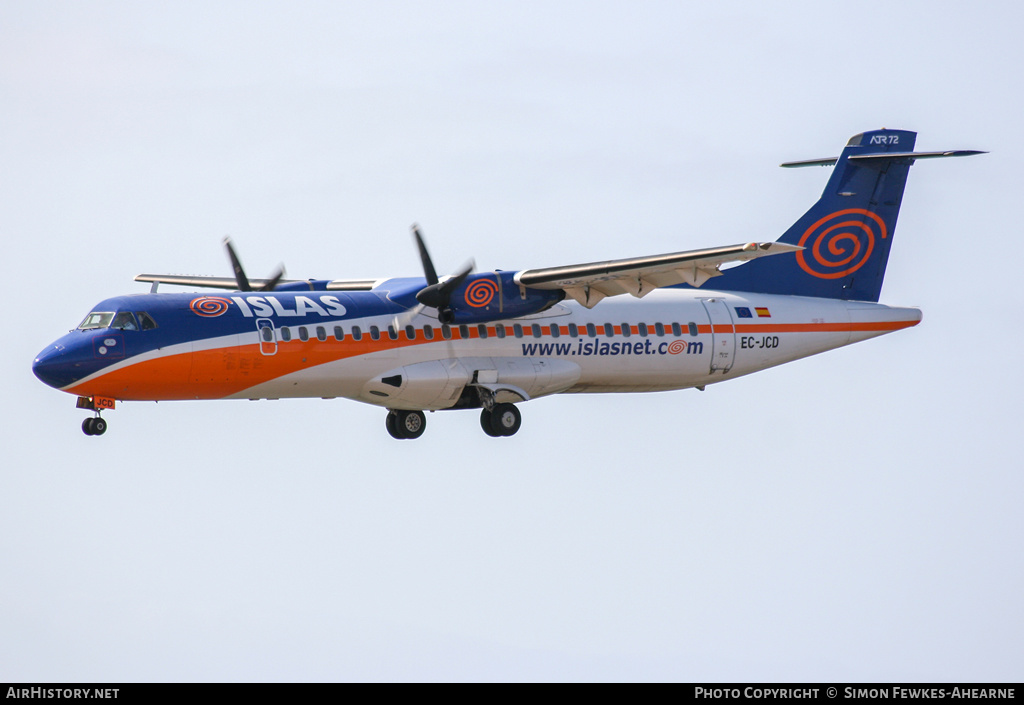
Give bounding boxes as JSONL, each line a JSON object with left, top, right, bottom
{"left": 2, "top": 1, "right": 1021, "bottom": 682}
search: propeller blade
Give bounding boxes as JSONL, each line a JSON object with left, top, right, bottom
{"left": 412, "top": 224, "right": 439, "bottom": 286}
{"left": 411, "top": 225, "right": 475, "bottom": 323}
{"left": 224, "top": 237, "right": 252, "bottom": 292}
{"left": 438, "top": 259, "right": 474, "bottom": 296}
{"left": 259, "top": 265, "right": 286, "bottom": 292}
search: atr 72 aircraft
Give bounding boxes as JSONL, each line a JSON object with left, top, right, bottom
{"left": 33, "top": 129, "right": 981, "bottom": 439}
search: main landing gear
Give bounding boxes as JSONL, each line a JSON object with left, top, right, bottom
{"left": 383, "top": 402, "right": 522, "bottom": 439}
{"left": 386, "top": 409, "right": 427, "bottom": 440}
{"left": 480, "top": 403, "right": 521, "bottom": 437}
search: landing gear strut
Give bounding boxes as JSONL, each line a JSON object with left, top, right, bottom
{"left": 480, "top": 403, "right": 521, "bottom": 437}
{"left": 386, "top": 409, "right": 427, "bottom": 440}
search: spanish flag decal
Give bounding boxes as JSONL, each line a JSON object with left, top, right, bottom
{"left": 755, "top": 307, "right": 771, "bottom": 317}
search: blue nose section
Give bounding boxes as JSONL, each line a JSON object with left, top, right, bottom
{"left": 33, "top": 344, "right": 73, "bottom": 389}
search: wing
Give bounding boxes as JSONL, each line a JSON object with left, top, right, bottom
{"left": 513, "top": 241, "right": 801, "bottom": 308}
{"left": 133, "top": 274, "right": 378, "bottom": 291}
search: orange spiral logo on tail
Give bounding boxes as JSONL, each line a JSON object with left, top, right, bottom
{"left": 796, "top": 209, "right": 887, "bottom": 280}
{"left": 190, "top": 296, "right": 231, "bottom": 317}
{"left": 465, "top": 279, "right": 498, "bottom": 308}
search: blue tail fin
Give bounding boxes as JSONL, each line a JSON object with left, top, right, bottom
{"left": 713, "top": 129, "right": 921, "bottom": 302}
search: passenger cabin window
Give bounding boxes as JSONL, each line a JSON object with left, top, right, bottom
{"left": 477, "top": 324, "right": 488, "bottom": 339}
{"left": 111, "top": 312, "right": 138, "bottom": 331}
{"left": 531, "top": 324, "right": 541, "bottom": 338}
{"left": 316, "top": 326, "right": 327, "bottom": 341}
{"left": 78, "top": 312, "right": 114, "bottom": 330}
{"left": 688, "top": 322, "right": 699, "bottom": 337}
{"left": 638, "top": 323, "right": 649, "bottom": 337}
{"left": 261, "top": 327, "right": 274, "bottom": 342}
{"left": 621, "top": 323, "right": 631, "bottom": 337}
{"left": 603, "top": 323, "right": 613, "bottom": 337}
{"left": 136, "top": 312, "right": 158, "bottom": 330}
{"left": 351, "top": 326, "right": 362, "bottom": 341}
{"left": 423, "top": 325, "right": 434, "bottom": 340}
{"left": 441, "top": 324, "right": 452, "bottom": 340}
{"left": 298, "top": 326, "right": 309, "bottom": 341}
{"left": 586, "top": 323, "right": 596, "bottom": 338}
{"left": 388, "top": 325, "right": 398, "bottom": 341}
{"left": 496, "top": 325, "right": 506, "bottom": 339}
{"left": 655, "top": 322, "right": 665, "bottom": 337}
{"left": 672, "top": 322, "right": 681, "bottom": 337}
{"left": 550, "top": 325, "right": 560, "bottom": 338}
{"left": 513, "top": 324, "right": 523, "bottom": 338}
{"left": 568, "top": 324, "right": 578, "bottom": 338}
{"left": 280, "top": 327, "right": 292, "bottom": 342}
{"left": 369, "top": 326, "right": 380, "bottom": 341}
{"left": 406, "top": 325, "right": 416, "bottom": 340}
{"left": 460, "top": 324, "right": 469, "bottom": 339}
{"left": 334, "top": 326, "right": 344, "bottom": 340}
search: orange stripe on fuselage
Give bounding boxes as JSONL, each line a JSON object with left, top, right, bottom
{"left": 66, "top": 317, "right": 919, "bottom": 400}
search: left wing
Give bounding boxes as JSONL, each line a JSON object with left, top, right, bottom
{"left": 514, "top": 241, "right": 801, "bottom": 308}
{"left": 133, "top": 274, "right": 379, "bottom": 292}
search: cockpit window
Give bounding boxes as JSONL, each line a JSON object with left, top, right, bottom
{"left": 136, "top": 312, "right": 158, "bottom": 330}
{"left": 78, "top": 312, "right": 114, "bottom": 330}
{"left": 111, "top": 312, "right": 139, "bottom": 331}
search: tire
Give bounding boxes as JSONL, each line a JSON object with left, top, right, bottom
{"left": 386, "top": 410, "right": 404, "bottom": 439}
{"left": 396, "top": 410, "right": 426, "bottom": 439}
{"left": 480, "top": 409, "right": 501, "bottom": 437}
{"left": 489, "top": 403, "right": 521, "bottom": 437}
{"left": 82, "top": 418, "right": 95, "bottom": 436}
{"left": 91, "top": 417, "right": 107, "bottom": 435}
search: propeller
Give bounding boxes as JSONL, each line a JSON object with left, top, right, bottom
{"left": 224, "top": 237, "right": 286, "bottom": 292}
{"left": 411, "top": 225, "right": 473, "bottom": 324}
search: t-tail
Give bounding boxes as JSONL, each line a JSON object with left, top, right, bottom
{"left": 711, "top": 129, "right": 983, "bottom": 302}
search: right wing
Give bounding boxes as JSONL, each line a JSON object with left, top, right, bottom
{"left": 514, "top": 241, "right": 801, "bottom": 308}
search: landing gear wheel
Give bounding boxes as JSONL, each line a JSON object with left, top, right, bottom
{"left": 386, "top": 410, "right": 426, "bottom": 439}
{"left": 82, "top": 417, "right": 107, "bottom": 436}
{"left": 480, "top": 409, "right": 501, "bottom": 437}
{"left": 385, "top": 410, "right": 402, "bottom": 439}
{"left": 488, "top": 403, "right": 521, "bottom": 437}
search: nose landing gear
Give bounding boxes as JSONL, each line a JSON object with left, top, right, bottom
{"left": 77, "top": 395, "right": 114, "bottom": 436}
{"left": 82, "top": 416, "right": 107, "bottom": 436}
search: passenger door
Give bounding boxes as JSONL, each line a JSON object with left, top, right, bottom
{"left": 256, "top": 319, "right": 277, "bottom": 355}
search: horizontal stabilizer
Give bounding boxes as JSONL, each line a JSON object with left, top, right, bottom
{"left": 781, "top": 149, "right": 986, "bottom": 168}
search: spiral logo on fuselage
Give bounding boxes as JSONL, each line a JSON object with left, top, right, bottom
{"left": 796, "top": 208, "right": 887, "bottom": 280}
{"left": 667, "top": 340, "right": 687, "bottom": 355}
{"left": 465, "top": 279, "right": 499, "bottom": 308}
{"left": 190, "top": 296, "right": 231, "bottom": 317}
